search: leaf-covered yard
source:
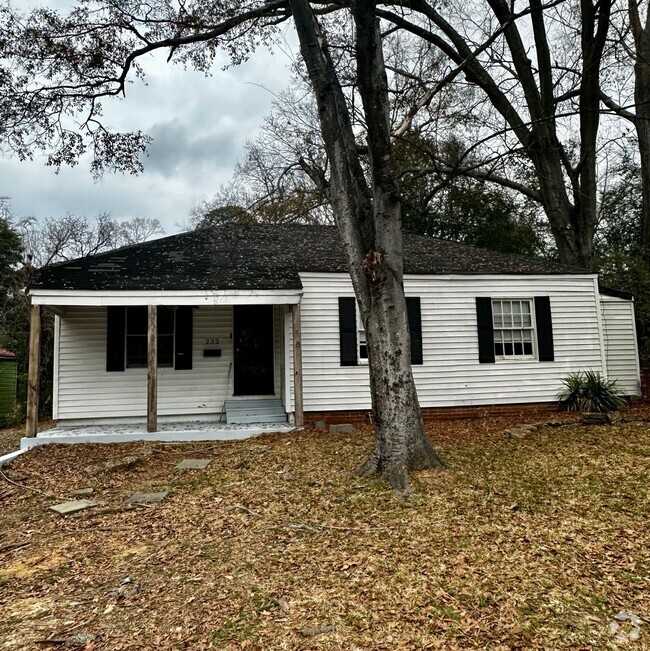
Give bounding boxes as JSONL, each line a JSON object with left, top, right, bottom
{"left": 1, "top": 409, "right": 649, "bottom": 650}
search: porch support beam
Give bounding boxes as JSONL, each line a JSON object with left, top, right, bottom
{"left": 292, "top": 303, "right": 304, "bottom": 427}
{"left": 25, "top": 304, "right": 41, "bottom": 438}
{"left": 147, "top": 305, "right": 158, "bottom": 433}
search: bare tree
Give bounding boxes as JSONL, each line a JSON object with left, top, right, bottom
{"left": 370, "top": 0, "right": 613, "bottom": 268}
{"left": 290, "top": 0, "right": 444, "bottom": 492}
{"left": 119, "top": 216, "right": 164, "bottom": 245}
{"left": 16, "top": 214, "right": 164, "bottom": 267}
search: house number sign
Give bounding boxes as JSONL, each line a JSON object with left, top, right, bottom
{"left": 204, "top": 338, "right": 220, "bottom": 345}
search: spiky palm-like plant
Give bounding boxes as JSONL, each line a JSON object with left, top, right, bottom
{"left": 556, "top": 370, "right": 627, "bottom": 412}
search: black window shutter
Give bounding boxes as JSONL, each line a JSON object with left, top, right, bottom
{"left": 534, "top": 296, "right": 555, "bottom": 361}
{"left": 476, "top": 297, "right": 495, "bottom": 364}
{"left": 406, "top": 297, "right": 423, "bottom": 365}
{"left": 106, "top": 306, "right": 125, "bottom": 372}
{"left": 339, "top": 297, "right": 358, "bottom": 366}
{"left": 174, "top": 306, "right": 193, "bottom": 370}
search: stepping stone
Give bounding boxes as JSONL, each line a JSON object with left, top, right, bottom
{"left": 125, "top": 491, "right": 168, "bottom": 505}
{"left": 50, "top": 499, "right": 99, "bottom": 515}
{"left": 581, "top": 412, "right": 608, "bottom": 425}
{"left": 505, "top": 425, "right": 536, "bottom": 439}
{"left": 69, "top": 487, "right": 95, "bottom": 497}
{"left": 85, "top": 455, "right": 141, "bottom": 476}
{"left": 329, "top": 423, "right": 353, "bottom": 434}
{"left": 175, "top": 458, "right": 211, "bottom": 470}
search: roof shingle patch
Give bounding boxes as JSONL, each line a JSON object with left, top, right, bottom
{"left": 29, "top": 224, "right": 588, "bottom": 292}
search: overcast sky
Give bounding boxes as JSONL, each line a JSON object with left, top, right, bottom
{"left": 0, "top": 9, "right": 297, "bottom": 235}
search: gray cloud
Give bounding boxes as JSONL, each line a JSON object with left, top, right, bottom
{"left": 144, "top": 118, "right": 240, "bottom": 176}
{"left": 0, "top": 29, "right": 298, "bottom": 234}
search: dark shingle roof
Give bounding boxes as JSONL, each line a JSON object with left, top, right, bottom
{"left": 29, "top": 224, "right": 587, "bottom": 292}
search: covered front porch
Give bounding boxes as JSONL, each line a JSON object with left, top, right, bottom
{"left": 25, "top": 288, "right": 305, "bottom": 442}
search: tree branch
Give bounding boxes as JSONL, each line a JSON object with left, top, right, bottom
{"left": 600, "top": 91, "right": 636, "bottom": 121}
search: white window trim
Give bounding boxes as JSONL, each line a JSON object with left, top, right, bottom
{"left": 357, "top": 309, "right": 369, "bottom": 365}
{"left": 492, "top": 298, "right": 538, "bottom": 362}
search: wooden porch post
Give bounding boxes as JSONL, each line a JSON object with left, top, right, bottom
{"left": 147, "top": 305, "right": 158, "bottom": 433}
{"left": 25, "top": 304, "right": 41, "bottom": 438}
{"left": 291, "top": 303, "right": 304, "bottom": 427}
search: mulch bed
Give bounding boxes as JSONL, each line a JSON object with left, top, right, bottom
{"left": 1, "top": 406, "right": 649, "bottom": 650}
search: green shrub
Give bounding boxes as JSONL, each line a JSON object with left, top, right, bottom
{"left": 556, "top": 370, "right": 627, "bottom": 413}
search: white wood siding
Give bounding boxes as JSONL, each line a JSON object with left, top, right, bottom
{"left": 55, "top": 273, "right": 616, "bottom": 421}
{"left": 57, "top": 306, "right": 240, "bottom": 421}
{"left": 298, "top": 272, "right": 605, "bottom": 411}
{"left": 600, "top": 296, "right": 641, "bottom": 395}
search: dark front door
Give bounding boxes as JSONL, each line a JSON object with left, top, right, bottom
{"left": 233, "top": 305, "right": 275, "bottom": 396}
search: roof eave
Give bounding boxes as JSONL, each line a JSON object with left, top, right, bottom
{"left": 28, "top": 288, "right": 304, "bottom": 307}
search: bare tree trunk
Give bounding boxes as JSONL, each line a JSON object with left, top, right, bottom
{"left": 630, "top": 0, "right": 650, "bottom": 258}
{"left": 289, "top": 0, "right": 442, "bottom": 495}
{"left": 637, "top": 75, "right": 650, "bottom": 255}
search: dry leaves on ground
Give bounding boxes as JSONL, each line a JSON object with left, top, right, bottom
{"left": 1, "top": 407, "right": 649, "bottom": 650}
{"left": 0, "top": 421, "right": 55, "bottom": 457}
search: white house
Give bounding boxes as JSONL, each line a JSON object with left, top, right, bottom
{"left": 24, "top": 224, "right": 641, "bottom": 436}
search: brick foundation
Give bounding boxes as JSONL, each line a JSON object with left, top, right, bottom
{"left": 304, "top": 402, "right": 558, "bottom": 427}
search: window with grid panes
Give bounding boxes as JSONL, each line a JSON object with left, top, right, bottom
{"left": 125, "top": 306, "right": 175, "bottom": 368}
{"left": 492, "top": 299, "right": 535, "bottom": 358}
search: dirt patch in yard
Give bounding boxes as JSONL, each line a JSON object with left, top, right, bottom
{"left": 1, "top": 406, "right": 650, "bottom": 650}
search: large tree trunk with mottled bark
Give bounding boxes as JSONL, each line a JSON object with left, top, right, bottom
{"left": 357, "top": 275, "right": 442, "bottom": 493}
{"left": 289, "top": 0, "right": 442, "bottom": 495}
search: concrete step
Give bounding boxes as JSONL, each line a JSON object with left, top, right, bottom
{"left": 225, "top": 398, "right": 287, "bottom": 425}
{"left": 226, "top": 414, "right": 288, "bottom": 424}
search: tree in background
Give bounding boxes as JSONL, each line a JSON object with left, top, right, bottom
{"left": 601, "top": 0, "right": 650, "bottom": 262}
{"left": 0, "top": 197, "right": 23, "bottom": 302}
{"left": 393, "top": 134, "right": 547, "bottom": 256}
{"left": 0, "top": 204, "right": 165, "bottom": 425}
{"left": 596, "top": 157, "right": 650, "bottom": 362}
{"left": 194, "top": 98, "right": 547, "bottom": 259}
{"left": 0, "top": 199, "right": 51, "bottom": 423}
{"left": 16, "top": 213, "right": 164, "bottom": 267}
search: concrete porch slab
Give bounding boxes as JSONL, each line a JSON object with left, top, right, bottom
{"left": 20, "top": 422, "right": 296, "bottom": 450}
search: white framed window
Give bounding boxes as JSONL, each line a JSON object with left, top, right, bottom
{"left": 357, "top": 310, "right": 368, "bottom": 363}
{"left": 125, "top": 306, "right": 175, "bottom": 368}
{"left": 492, "top": 299, "right": 535, "bottom": 358}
